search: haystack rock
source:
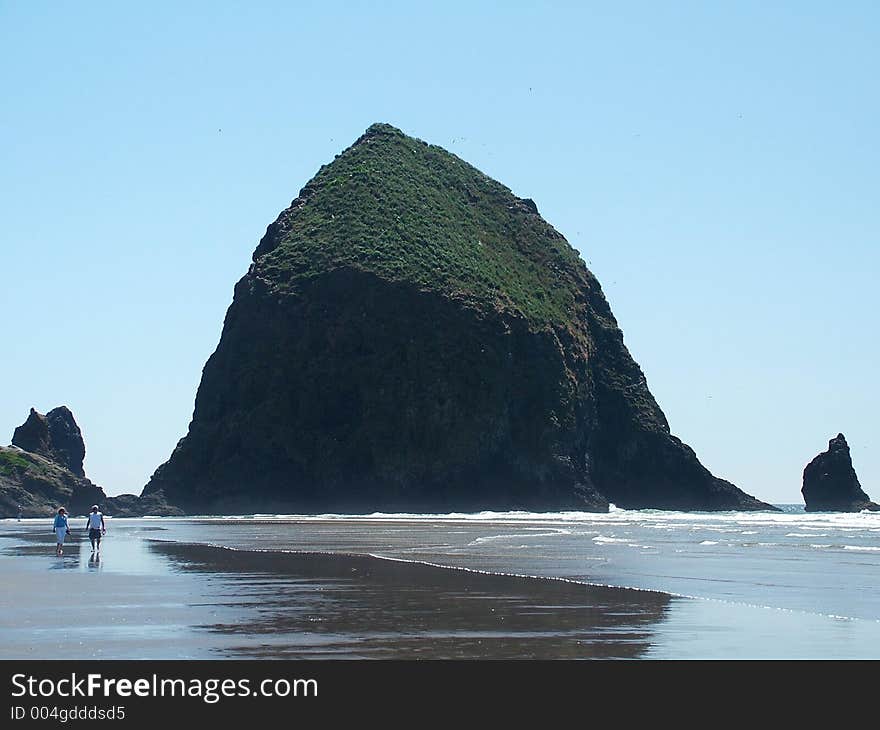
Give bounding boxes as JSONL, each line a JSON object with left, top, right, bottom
{"left": 802, "top": 434, "right": 878, "bottom": 512}
{"left": 142, "top": 123, "right": 774, "bottom": 514}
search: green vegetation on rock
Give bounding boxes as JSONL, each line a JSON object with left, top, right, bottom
{"left": 257, "top": 123, "right": 585, "bottom": 328}
{"left": 0, "top": 449, "right": 41, "bottom": 476}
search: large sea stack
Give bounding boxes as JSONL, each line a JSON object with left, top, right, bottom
{"left": 143, "top": 123, "right": 772, "bottom": 514}
{"left": 802, "top": 434, "right": 878, "bottom": 512}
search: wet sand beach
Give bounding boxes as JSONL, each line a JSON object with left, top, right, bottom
{"left": 155, "top": 542, "right": 673, "bottom": 658}
{"left": 3, "top": 516, "right": 880, "bottom": 659}
{"left": 0, "top": 524, "right": 670, "bottom": 659}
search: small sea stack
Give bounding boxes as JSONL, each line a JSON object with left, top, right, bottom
{"left": 2, "top": 406, "right": 104, "bottom": 517}
{"left": 1, "top": 407, "right": 178, "bottom": 518}
{"left": 12, "top": 406, "right": 86, "bottom": 477}
{"left": 802, "top": 433, "right": 879, "bottom": 512}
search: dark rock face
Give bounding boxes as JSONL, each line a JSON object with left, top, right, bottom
{"left": 102, "top": 492, "right": 183, "bottom": 517}
{"left": 11, "top": 409, "right": 52, "bottom": 460}
{"left": 45, "top": 406, "right": 87, "bottom": 477}
{"left": 12, "top": 406, "right": 85, "bottom": 477}
{"left": 143, "top": 123, "right": 774, "bottom": 514}
{"left": 802, "top": 434, "right": 879, "bottom": 512}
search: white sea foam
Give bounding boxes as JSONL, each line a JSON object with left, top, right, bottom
{"left": 187, "top": 506, "right": 878, "bottom": 537}
{"left": 468, "top": 530, "right": 571, "bottom": 545}
{"left": 593, "top": 535, "right": 628, "bottom": 544}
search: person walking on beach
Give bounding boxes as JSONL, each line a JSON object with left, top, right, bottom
{"left": 53, "top": 508, "right": 70, "bottom": 556}
{"left": 85, "top": 505, "right": 106, "bottom": 553}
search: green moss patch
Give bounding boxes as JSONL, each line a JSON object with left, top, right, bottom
{"left": 0, "top": 449, "right": 35, "bottom": 476}
{"left": 257, "top": 123, "right": 588, "bottom": 328}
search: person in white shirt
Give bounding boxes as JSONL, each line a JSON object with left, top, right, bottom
{"left": 85, "top": 505, "right": 106, "bottom": 552}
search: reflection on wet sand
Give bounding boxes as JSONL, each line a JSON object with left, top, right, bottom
{"left": 151, "top": 541, "right": 671, "bottom": 659}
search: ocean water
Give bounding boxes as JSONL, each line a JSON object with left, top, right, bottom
{"left": 157, "top": 504, "right": 880, "bottom": 657}
{"left": 3, "top": 504, "right": 880, "bottom": 658}
{"left": 154, "top": 505, "right": 880, "bottom": 617}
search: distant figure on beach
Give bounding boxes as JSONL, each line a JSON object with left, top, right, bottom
{"left": 85, "top": 505, "right": 106, "bottom": 553}
{"left": 53, "top": 508, "right": 70, "bottom": 556}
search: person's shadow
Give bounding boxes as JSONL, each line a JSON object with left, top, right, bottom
{"left": 88, "top": 552, "right": 102, "bottom": 571}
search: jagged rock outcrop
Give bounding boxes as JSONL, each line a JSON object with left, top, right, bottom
{"left": 12, "top": 406, "right": 86, "bottom": 477}
{"left": 11, "top": 410, "right": 51, "bottom": 461}
{"left": 1, "top": 407, "right": 179, "bottom": 517}
{"left": 802, "top": 434, "right": 879, "bottom": 512}
{"left": 2, "top": 406, "right": 102, "bottom": 516}
{"left": 143, "top": 122, "right": 774, "bottom": 514}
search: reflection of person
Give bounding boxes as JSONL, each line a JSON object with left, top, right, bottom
{"left": 53, "top": 508, "right": 69, "bottom": 556}
{"left": 85, "top": 506, "right": 106, "bottom": 552}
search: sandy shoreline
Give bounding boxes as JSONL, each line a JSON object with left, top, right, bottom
{"left": 4, "top": 517, "right": 880, "bottom": 659}
{"left": 0, "top": 524, "right": 671, "bottom": 659}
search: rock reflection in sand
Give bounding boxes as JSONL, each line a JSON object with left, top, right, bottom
{"left": 151, "top": 541, "right": 671, "bottom": 659}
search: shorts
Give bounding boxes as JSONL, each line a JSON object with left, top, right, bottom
{"left": 89, "top": 528, "right": 102, "bottom": 541}
{"left": 55, "top": 527, "right": 68, "bottom": 544}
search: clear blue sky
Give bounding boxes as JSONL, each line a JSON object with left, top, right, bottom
{"left": 2, "top": 1, "right": 877, "bottom": 504}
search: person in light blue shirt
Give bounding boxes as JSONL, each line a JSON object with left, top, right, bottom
{"left": 52, "top": 508, "right": 69, "bottom": 555}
